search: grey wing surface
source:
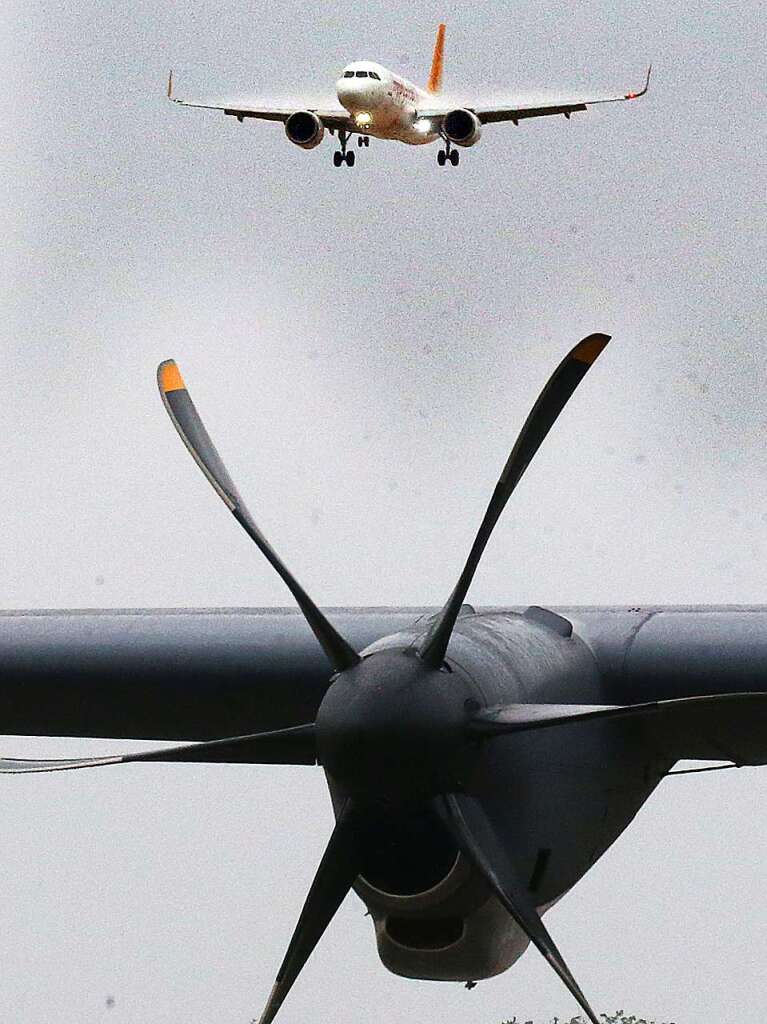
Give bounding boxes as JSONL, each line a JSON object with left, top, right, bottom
{"left": 572, "top": 605, "right": 767, "bottom": 767}
{"left": 420, "top": 66, "right": 651, "bottom": 126}
{"left": 4, "top": 605, "right": 767, "bottom": 759}
{"left": 167, "top": 72, "right": 352, "bottom": 129}
{"left": 0, "top": 608, "right": 421, "bottom": 745}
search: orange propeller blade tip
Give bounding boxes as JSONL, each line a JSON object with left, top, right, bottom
{"left": 572, "top": 334, "right": 610, "bottom": 365}
{"left": 158, "top": 359, "right": 186, "bottom": 393}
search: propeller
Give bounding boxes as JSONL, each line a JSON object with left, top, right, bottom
{"left": 418, "top": 333, "right": 610, "bottom": 668}
{"left": 157, "top": 360, "right": 360, "bottom": 674}
{"left": 161, "top": 334, "right": 610, "bottom": 1021}
{"left": 2, "top": 337, "right": 614, "bottom": 1023}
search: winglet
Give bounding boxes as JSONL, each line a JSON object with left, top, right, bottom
{"left": 625, "top": 63, "right": 652, "bottom": 100}
{"left": 427, "top": 23, "right": 446, "bottom": 94}
{"left": 167, "top": 69, "right": 175, "bottom": 100}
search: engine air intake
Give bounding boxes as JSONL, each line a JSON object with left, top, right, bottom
{"left": 358, "top": 805, "right": 459, "bottom": 896}
{"left": 285, "top": 111, "right": 325, "bottom": 149}
{"left": 443, "top": 108, "right": 482, "bottom": 147}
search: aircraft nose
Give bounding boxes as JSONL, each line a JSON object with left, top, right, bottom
{"left": 336, "top": 79, "right": 353, "bottom": 103}
{"left": 337, "top": 78, "right": 381, "bottom": 111}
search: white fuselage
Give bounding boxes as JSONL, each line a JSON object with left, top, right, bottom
{"left": 336, "top": 61, "right": 440, "bottom": 145}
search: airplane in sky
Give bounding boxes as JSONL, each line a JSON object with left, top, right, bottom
{"left": 166, "top": 24, "right": 651, "bottom": 167}
{"left": 2, "top": 337, "right": 767, "bottom": 1024}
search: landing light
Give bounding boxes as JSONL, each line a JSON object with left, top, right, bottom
{"left": 415, "top": 119, "right": 432, "bottom": 133}
{"left": 355, "top": 112, "right": 372, "bottom": 127}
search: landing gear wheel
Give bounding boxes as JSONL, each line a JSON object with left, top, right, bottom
{"left": 358, "top": 136, "right": 365, "bottom": 147}
{"left": 364, "top": 136, "right": 370, "bottom": 147}
{"left": 450, "top": 149, "right": 460, "bottom": 166}
{"left": 437, "top": 150, "right": 446, "bottom": 166}
{"left": 335, "top": 129, "right": 352, "bottom": 167}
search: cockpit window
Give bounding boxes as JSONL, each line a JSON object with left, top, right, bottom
{"left": 355, "top": 71, "right": 368, "bottom": 78}
{"left": 369, "top": 71, "right": 381, "bottom": 80}
{"left": 343, "top": 71, "right": 354, "bottom": 78}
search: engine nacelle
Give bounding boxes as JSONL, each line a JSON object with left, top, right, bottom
{"left": 351, "top": 803, "right": 529, "bottom": 982}
{"left": 356, "top": 854, "right": 530, "bottom": 981}
{"left": 284, "top": 111, "right": 325, "bottom": 150}
{"left": 443, "top": 109, "right": 482, "bottom": 148}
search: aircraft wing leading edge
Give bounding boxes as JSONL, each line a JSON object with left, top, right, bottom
{"left": 0, "top": 609, "right": 419, "bottom": 744}
{"left": 1, "top": 605, "right": 767, "bottom": 753}
{"left": 167, "top": 72, "right": 352, "bottom": 129}
{"left": 419, "top": 65, "right": 652, "bottom": 127}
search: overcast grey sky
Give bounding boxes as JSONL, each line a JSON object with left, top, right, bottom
{"left": 1, "top": 1, "right": 766, "bottom": 1021}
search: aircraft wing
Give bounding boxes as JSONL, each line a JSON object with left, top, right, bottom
{"left": 167, "top": 72, "right": 353, "bottom": 130}
{"left": 0, "top": 608, "right": 423, "bottom": 746}
{"left": 3, "top": 604, "right": 767, "bottom": 761}
{"left": 419, "top": 65, "right": 651, "bottom": 126}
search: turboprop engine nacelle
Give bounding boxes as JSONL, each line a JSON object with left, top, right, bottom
{"left": 352, "top": 804, "right": 530, "bottom": 982}
{"left": 285, "top": 111, "right": 325, "bottom": 150}
{"left": 443, "top": 109, "right": 482, "bottom": 147}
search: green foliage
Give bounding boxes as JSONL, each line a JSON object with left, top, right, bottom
{"left": 499, "top": 1015, "right": 678, "bottom": 1024}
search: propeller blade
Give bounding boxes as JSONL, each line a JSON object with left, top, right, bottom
{"left": 435, "top": 792, "right": 600, "bottom": 1024}
{"left": 157, "top": 361, "right": 360, "bottom": 674}
{"left": 0, "top": 723, "right": 316, "bottom": 774}
{"left": 469, "top": 702, "right": 624, "bottom": 735}
{"left": 258, "top": 800, "right": 363, "bottom": 1024}
{"left": 469, "top": 693, "right": 767, "bottom": 765}
{"left": 418, "top": 333, "right": 610, "bottom": 668}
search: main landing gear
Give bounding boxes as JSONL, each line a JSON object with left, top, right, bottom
{"left": 437, "top": 139, "right": 460, "bottom": 167}
{"left": 332, "top": 130, "right": 360, "bottom": 167}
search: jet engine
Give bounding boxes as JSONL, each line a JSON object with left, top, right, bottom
{"left": 284, "top": 111, "right": 325, "bottom": 150}
{"left": 443, "top": 109, "right": 482, "bottom": 147}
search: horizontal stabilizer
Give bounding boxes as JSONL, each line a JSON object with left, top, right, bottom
{"left": 469, "top": 693, "right": 767, "bottom": 765}
{"left": 0, "top": 723, "right": 317, "bottom": 773}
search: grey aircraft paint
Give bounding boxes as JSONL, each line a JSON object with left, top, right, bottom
{"left": 2, "top": 605, "right": 766, "bottom": 739}
{"left": 3, "top": 602, "right": 766, "bottom": 1020}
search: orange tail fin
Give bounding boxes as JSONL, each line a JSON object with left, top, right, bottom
{"left": 426, "top": 23, "right": 446, "bottom": 94}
